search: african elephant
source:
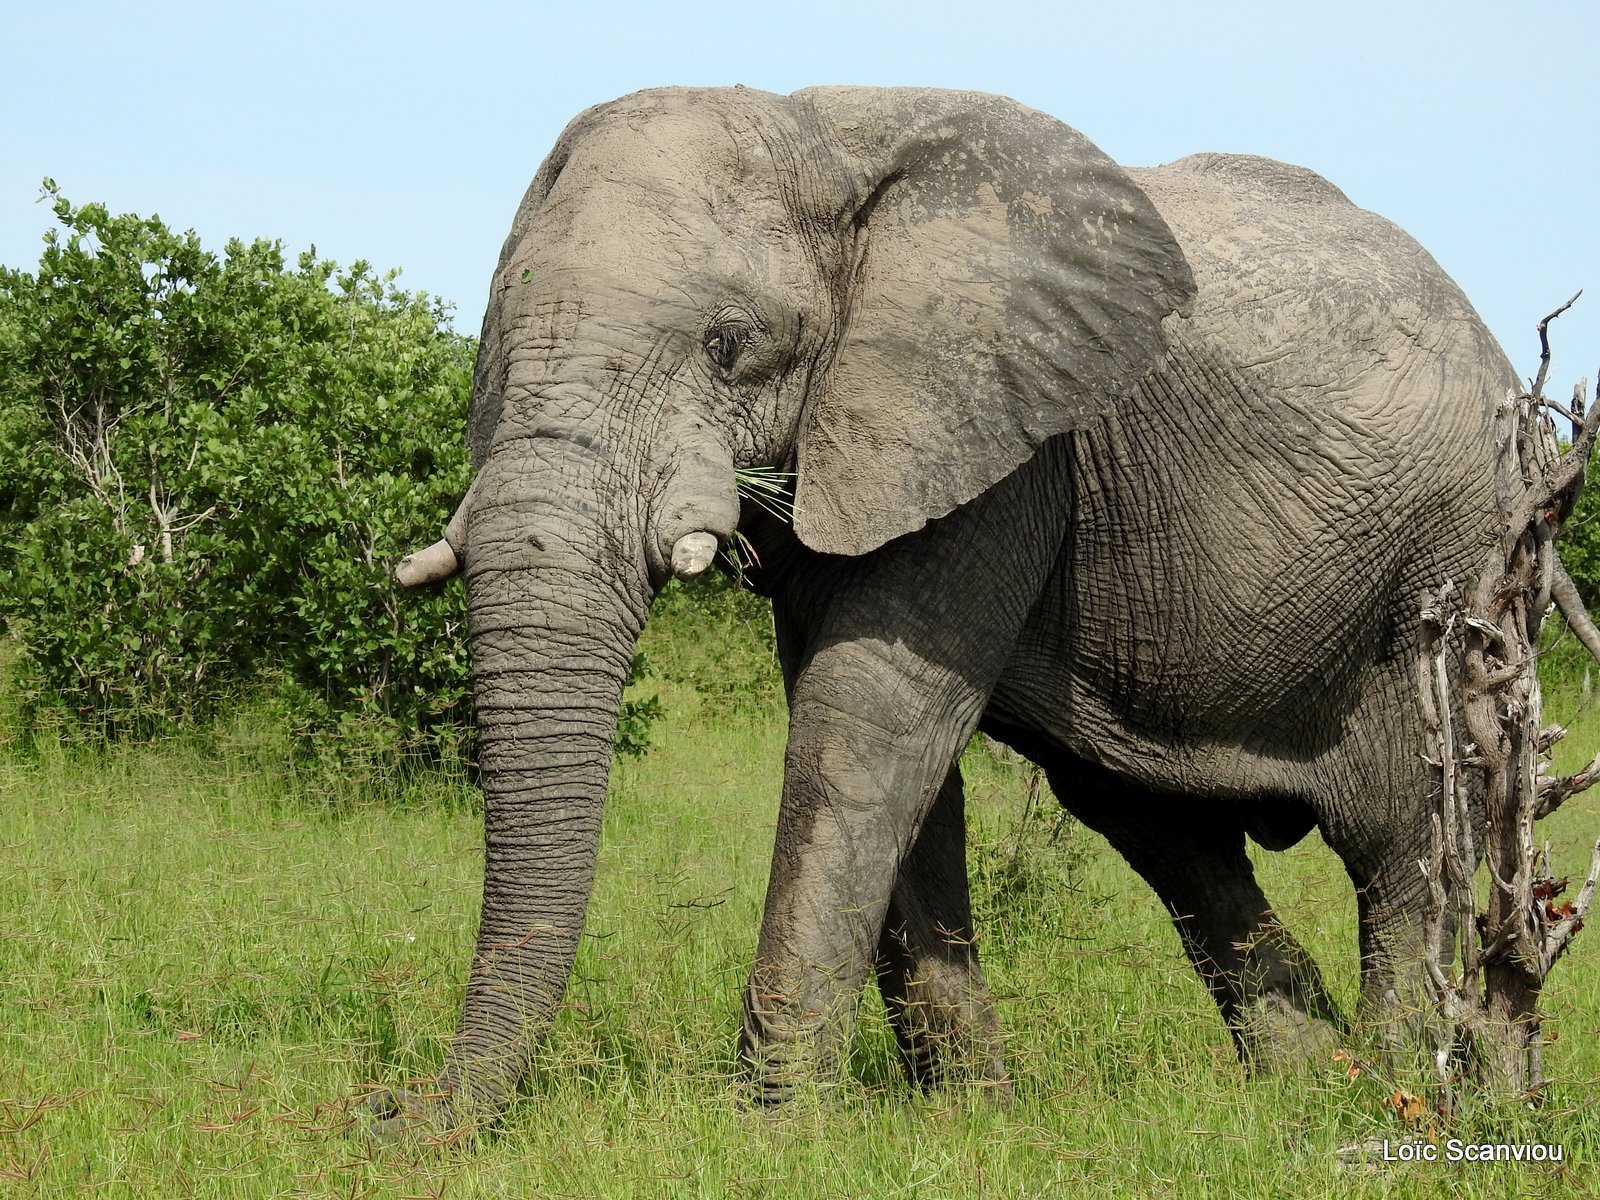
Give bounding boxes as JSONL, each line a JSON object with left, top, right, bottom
{"left": 375, "top": 85, "right": 1521, "bottom": 1133}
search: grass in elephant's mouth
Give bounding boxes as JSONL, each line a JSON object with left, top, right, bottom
{"left": 1, "top": 645, "right": 1597, "bottom": 1197}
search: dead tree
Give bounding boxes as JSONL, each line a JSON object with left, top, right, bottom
{"left": 1418, "top": 296, "right": 1600, "bottom": 1104}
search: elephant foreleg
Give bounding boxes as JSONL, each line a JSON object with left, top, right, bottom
{"left": 737, "top": 636, "right": 989, "bottom": 1104}
{"left": 742, "top": 439, "right": 1072, "bottom": 1102}
{"left": 875, "top": 763, "right": 1009, "bottom": 1094}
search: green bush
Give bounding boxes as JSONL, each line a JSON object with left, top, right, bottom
{"left": 0, "top": 184, "right": 475, "bottom": 757}
{"left": 641, "top": 574, "right": 783, "bottom": 717}
{"left": 1558, "top": 446, "right": 1600, "bottom": 608}
{"left": 0, "top": 186, "right": 811, "bottom": 766}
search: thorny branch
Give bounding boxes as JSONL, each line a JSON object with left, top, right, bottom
{"left": 1420, "top": 300, "right": 1600, "bottom": 1104}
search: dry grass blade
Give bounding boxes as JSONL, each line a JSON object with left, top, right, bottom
{"left": 733, "top": 466, "right": 796, "bottom": 524}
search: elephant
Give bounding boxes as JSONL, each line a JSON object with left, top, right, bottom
{"left": 373, "top": 84, "right": 1525, "bottom": 1134}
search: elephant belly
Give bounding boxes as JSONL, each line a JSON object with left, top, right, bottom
{"left": 988, "top": 391, "right": 1460, "bottom": 801}
{"left": 987, "top": 628, "right": 1349, "bottom": 804}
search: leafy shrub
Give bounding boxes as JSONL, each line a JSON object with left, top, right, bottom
{"left": 615, "top": 651, "right": 665, "bottom": 757}
{"left": 1557, "top": 445, "right": 1600, "bottom": 608}
{"left": 0, "top": 185, "right": 474, "bottom": 757}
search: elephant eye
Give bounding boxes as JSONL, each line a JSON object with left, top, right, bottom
{"left": 703, "top": 322, "right": 750, "bottom": 372}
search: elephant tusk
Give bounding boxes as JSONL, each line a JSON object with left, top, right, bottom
{"left": 670, "top": 531, "right": 719, "bottom": 579}
{"left": 395, "top": 538, "right": 461, "bottom": 587}
{"left": 395, "top": 477, "right": 479, "bottom": 588}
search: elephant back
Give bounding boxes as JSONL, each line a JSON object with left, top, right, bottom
{"left": 1129, "top": 152, "right": 1516, "bottom": 435}
{"left": 1161, "top": 152, "right": 1353, "bottom": 208}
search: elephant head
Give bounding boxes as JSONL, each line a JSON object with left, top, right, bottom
{"left": 388, "top": 85, "right": 1194, "bottom": 1128}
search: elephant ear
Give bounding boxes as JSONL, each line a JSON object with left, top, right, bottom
{"left": 790, "top": 87, "right": 1195, "bottom": 556}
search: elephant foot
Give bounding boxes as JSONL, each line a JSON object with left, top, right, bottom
{"left": 920, "top": 1060, "right": 1013, "bottom": 1107}
{"left": 891, "top": 1008, "right": 1012, "bottom": 1099}
{"left": 739, "top": 1041, "right": 843, "bottom": 1108}
{"left": 1235, "top": 993, "right": 1343, "bottom": 1074}
{"left": 739, "top": 971, "right": 861, "bottom": 1106}
{"left": 350, "top": 1087, "right": 464, "bottom": 1147}
{"left": 740, "top": 1018, "right": 1014, "bottom": 1107}
{"left": 1347, "top": 950, "right": 1463, "bottom": 1088}
{"left": 919, "top": 1052, "right": 1013, "bottom": 1103}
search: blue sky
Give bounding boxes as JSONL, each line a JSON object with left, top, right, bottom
{"left": 3, "top": 1, "right": 1596, "bottom": 387}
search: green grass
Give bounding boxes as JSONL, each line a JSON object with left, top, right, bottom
{"left": 2, "top": 619, "right": 1599, "bottom": 1196}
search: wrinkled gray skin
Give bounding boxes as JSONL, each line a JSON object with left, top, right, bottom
{"left": 368, "top": 86, "right": 1511, "bottom": 1135}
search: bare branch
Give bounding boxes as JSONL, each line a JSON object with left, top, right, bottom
{"left": 1536, "top": 751, "right": 1600, "bottom": 818}
{"left": 1531, "top": 291, "right": 1582, "bottom": 400}
{"left": 1420, "top": 324, "right": 1599, "bottom": 1100}
{"left": 1534, "top": 523, "right": 1555, "bottom": 620}
{"left": 1551, "top": 561, "right": 1600, "bottom": 664}
{"left": 1540, "top": 837, "right": 1600, "bottom": 971}
{"left": 1539, "top": 398, "right": 1580, "bottom": 425}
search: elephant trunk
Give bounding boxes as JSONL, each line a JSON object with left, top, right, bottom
{"left": 437, "top": 441, "right": 652, "bottom": 1120}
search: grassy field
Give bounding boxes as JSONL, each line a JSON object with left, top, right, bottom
{"left": 3, "top": 604, "right": 1599, "bottom": 1198}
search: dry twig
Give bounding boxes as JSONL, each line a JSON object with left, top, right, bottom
{"left": 1419, "top": 300, "right": 1600, "bottom": 1103}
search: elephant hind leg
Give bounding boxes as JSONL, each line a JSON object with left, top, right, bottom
{"left": 874, "top": 763, "right": 1009, "bottom": 1095}
{"left": 1053, "top": 766, "right": 1345, "bottom": 1070}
